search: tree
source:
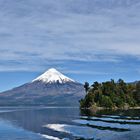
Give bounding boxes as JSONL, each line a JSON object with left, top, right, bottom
{"left": 134, "top": 81, "right": 140, "bottom": 105}
{"left": 84, "top": 82, "right": 90, "bottom": 93}
{"left": 91, "top": 81, "right": 100, "bottom": 91}
{"left": 100, "top": 95, "right": 113, "bottom": 108}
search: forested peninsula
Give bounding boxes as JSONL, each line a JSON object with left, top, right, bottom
{"left": 80, "top": 79, "right": 140, "bottom": 110}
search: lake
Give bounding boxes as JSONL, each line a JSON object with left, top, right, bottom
{"left": 0, "top": 107, "right": 139, "bottom": 140}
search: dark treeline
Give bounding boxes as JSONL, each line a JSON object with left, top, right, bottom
{"left": 80, "top": 79, "right": 140, "bottom": 109}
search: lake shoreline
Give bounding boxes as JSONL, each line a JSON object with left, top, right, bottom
{"left": 81, "top": 106, "right": 140, "bottom": 112}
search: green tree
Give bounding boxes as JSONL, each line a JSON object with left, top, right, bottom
{"left": 134, "top": 81, "right": 140, "bottom": 105}
{"left": 100, "top": 95, "right": 113, "bottom": 108}
{"left": 84, "top": 82, "right": 90, "bottom": 93}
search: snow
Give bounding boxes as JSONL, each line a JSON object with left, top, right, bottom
{"left": 32, "top": 68, "right": 75, "bottom": 84}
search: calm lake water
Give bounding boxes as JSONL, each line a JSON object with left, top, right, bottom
{"left": 0, "top": 107, "right": 139, "bottom": 140}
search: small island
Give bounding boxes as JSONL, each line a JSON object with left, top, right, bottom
{"left": 80, "top": 79, "right": 140, "bottom": 110}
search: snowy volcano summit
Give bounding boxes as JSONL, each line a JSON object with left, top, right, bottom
{"left": 33, "top": 68, "right": 75, "bottom": 84}
{"left": 0, "top": 68, "right": 85, "bottom": 106}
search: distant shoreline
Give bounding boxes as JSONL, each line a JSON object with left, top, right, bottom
{"left": 81, "top": 106, "right": 140, "bottom": 112}
{"left": 0, "top": 106, "right": 79, "bottom": 108}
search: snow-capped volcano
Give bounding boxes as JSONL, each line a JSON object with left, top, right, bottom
{"left": 33, "top": 68, "right": 75, "bottom": 84}
{"left": 0, "top": 68, "right": 85, "bottom": 106}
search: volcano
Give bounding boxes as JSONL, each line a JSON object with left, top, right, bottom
{"left": 0, "top": 68, "right": 85, "bottom": 106}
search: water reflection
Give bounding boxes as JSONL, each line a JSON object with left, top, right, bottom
{"left": 80, "top": 108, "right": 140, "bottom": 118}
{"left": 0, "top": 107, "right": 80, "bottom": 139}
{"left": 0, "top": 107, "right": 139, "bottom": 140}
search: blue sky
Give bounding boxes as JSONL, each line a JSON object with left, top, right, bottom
{"left": 0, "top": 0, "right": 140, "bottom": 91}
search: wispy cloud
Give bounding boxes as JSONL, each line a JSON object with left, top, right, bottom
{"left": 62, "top": 69, "right": 109, "bottom": 75}
{"left": 0, "top": 0, "right": 140, "bottom": 73}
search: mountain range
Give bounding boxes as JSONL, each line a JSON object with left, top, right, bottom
{"left": 0, "top": 68, "right": 85, "bottom": 106}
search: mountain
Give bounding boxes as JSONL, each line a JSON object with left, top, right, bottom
{"left": 0, "top": 68, "right": 85, "bottom": 106}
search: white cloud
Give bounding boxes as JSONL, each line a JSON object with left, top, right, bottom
{"left": 62, "top": 69, "right": 109, "bottom": 75}
{"left": 0, "top": 0, "right": 140, "bottom": 71}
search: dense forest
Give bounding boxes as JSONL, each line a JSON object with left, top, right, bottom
{"left": 80, "top": 79, "right": 140, "bottom": 109}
